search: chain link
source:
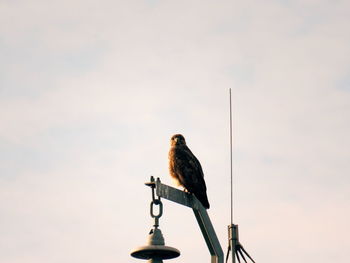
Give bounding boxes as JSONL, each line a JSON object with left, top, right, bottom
{"left": 150, "top": 199, "right": 163, "bottom": 218}
{"left": 148, "top": 176, "right": 163, "bottom": 227}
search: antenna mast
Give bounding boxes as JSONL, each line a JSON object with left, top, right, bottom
{"left": 229, "top": 88, "right": 234, "bottom": 224}
{"left": 226, "top": 89, "right": 255, "bottom": 263}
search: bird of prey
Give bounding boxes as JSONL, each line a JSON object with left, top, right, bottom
{"left": 168, "top": 134, "right": 210, "bottom": 209}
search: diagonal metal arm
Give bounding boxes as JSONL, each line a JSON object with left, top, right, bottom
{"left": 153, "top": 177, "right": 224, "bottom": 263}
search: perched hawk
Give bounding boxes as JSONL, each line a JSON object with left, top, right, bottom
{"left": 168, "top": 134, "right": 210, "bottom": 209}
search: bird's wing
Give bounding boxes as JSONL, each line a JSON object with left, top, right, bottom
{"left": 173, "top": 145, "right": 207, "bottom": 193}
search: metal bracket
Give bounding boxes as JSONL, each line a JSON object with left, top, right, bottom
{"left": 227, "top": 224, "right": 255, "bottom": 263}
{"left": 146, "top": 176, "right": 224, "bottom": 263}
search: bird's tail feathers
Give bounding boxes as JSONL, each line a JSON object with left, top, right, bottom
{"left": 195, "top": 192, "right": 210, "bottom": 209}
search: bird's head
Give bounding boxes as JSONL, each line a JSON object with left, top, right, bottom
{"left": 171, "top": 134, "right": 186, "bottom": 146}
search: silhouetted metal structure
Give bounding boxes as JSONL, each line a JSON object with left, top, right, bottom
{"left": 131, "top": 176, "right": 224, "bottom": 263}
{"left": 226, "top": 224, "right": 255, "bottom": 263}
{"left": 130, "top": 176, "right": 255, "bottom": 263}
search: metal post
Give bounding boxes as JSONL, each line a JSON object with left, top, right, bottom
{"left": 228, "top": 224, "right": 237, "bottom": 263}
{"left": 226, "top": 224, "right": 255, "bottom": 263}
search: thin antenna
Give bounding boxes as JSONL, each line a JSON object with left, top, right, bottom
{"left": 229, "top": 88, "right": 234, "bottom": 224}
{"left": 226, "top": 89, "right": 256, "bottom": 263}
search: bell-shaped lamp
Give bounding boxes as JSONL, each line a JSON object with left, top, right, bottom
{"left": 131, "top": 227, "right": 180, "bottom": 263}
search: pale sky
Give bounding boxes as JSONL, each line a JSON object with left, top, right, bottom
{"left": 1, "top": 0, "right": 350, "bottom": 263}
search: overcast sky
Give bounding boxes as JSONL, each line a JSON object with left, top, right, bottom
{"left": 1, "top": 0, "right": 349, "bottom": 262}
